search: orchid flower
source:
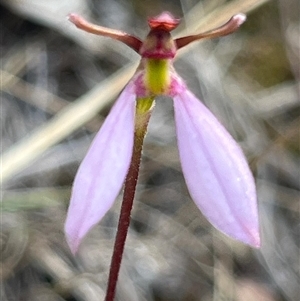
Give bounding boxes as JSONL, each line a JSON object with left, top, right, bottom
{"left": 65, "top": 12, "right": 260, "bottom": 257}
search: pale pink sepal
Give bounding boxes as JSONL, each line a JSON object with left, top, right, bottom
{"left": 173, "top": 89, "right": 260, "bottom": 247}
{"left": 65, "top": 83, "right": 136, "bottom": 254}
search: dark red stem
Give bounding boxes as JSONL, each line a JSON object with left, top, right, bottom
{"left": 104, "top": 121, "right": 148, "bottom": 301}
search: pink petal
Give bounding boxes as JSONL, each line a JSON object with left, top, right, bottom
{"left": 65, "top": 82, "right": 136, "bottom": 253}
{"left": 173, "top": 89, "right": 260, "bottom": 247}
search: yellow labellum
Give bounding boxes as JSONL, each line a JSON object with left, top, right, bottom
{"left": 145, "top": 59, "right": 170, "bottom": 95}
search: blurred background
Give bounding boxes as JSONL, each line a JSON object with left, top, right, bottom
{"left": 1, "top": 0, "right": 299, "bottom": 300}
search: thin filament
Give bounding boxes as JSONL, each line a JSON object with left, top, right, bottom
{"left": 175, "top": 14, "right": 246, "bottom": 49}
{"left": 68, "top": 13, "right": 142, "bottom": 52}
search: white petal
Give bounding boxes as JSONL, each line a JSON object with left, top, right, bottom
{"left": 65, "top": 82, "right": 136, "bottom": 253}
{"left": 173, "top": 89, "right": 260, "bottom": 247}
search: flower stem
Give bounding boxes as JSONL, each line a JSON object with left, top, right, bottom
{"left": 105, "top": 97, "right": 154, "bottom": 301}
